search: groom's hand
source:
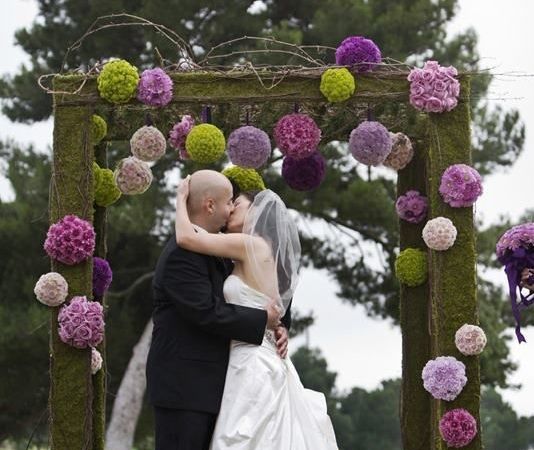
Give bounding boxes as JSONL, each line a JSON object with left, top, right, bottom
{"left": 266, "top": 300, "right": 282, "bottom": 330}
{"left": 275, "top": 326, "right": 289, "bottom": 359}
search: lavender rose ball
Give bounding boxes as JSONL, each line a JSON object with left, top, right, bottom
{"left": 93, "top": 257, "right": 113, "bottom": 298}
{"left": 137, "top": 68, "right": 173, "bottom": 107}
{"left": 349, "top": 121, "right": 392, "bottom": 166}
{"left": 227, "top": 126, "right": 271, "bottom": 169}
{"left": 335, "top": 36, "right": 382, "bottom": 73}
{"left": 395, "top": 190, "right": 428, "bottom": 224}
{"left": 439, "top": 164, "right": 483, "bottom": 207}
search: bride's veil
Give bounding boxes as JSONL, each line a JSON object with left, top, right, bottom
{"left": 242, "top": 189, "right": 301, "bottom": 315}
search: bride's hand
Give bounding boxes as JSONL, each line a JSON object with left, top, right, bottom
{"left": 176, "top": 175, "right": 191, "bottom": 205}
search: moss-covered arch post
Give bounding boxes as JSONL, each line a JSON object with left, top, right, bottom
{"left": 49, "top": 79, "right": 99, "bottom": 450}
{"left": 426, "top": 77, "right": 481, "bottom": 450}
{"left": 49, "top": 71, "right": 479, "bottom": 450}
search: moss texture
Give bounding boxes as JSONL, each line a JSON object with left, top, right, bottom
{"left": 49, "top": 97, "right": 95, "bottom": 450}
{"left": 426, "top": 77, "right": 481, "bottom": 450}
{"left": 397, "top": 125, "right": 432, "bottom": 450}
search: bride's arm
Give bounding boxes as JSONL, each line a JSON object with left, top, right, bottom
{"left": 175, "top": 176, "right": 247, "bottom": 261}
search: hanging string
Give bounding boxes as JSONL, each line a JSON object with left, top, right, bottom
{"left": 246, "top": 109, "right": 250, "bottom": 126}
{"left": 294, "top": 102, "right": 300, "bottom": 114}
{"left": 144, "top": 113, "right": 154, "bottom": 127}
{"left": 201, "top": 106, "right": 212, "bottom": 124}
{"left": 367, "top": 105, "right": 374, "bottom": 121}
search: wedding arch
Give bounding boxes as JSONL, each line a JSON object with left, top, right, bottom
{"left": 41, "top": 15, "right": 480, "bottom": 450}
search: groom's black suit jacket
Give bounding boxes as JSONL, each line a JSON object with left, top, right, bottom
{"left": 146, "top": 235, "right": 292, "bottom": 414}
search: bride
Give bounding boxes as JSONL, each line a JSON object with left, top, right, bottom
{"left": 175, "top": 175, "right": 338, "bottom": 450}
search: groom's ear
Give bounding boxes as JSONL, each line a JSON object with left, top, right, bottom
{"left": 206, "top": 198, "right": 215, "bottom": 215}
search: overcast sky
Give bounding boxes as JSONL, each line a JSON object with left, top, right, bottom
{"left": 1, "top": 0, "right": 534, "bottom": 417}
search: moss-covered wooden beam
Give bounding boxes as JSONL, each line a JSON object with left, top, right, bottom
{"left": 49, "top": 88, "right": 96, "bottom": 450}
{"left": 398, "top": 126, "right": 432, "bottom": 450}
{"left": 426, "top": 77, "right": 482, "bottom": 450}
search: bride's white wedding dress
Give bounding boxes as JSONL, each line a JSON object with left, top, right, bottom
{"left": 209, "top": 274, "right": 339, "bottom": 450}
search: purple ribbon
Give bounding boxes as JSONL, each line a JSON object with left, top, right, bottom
{"left": 501, "top": 247, "right": 534, "bottom": 343}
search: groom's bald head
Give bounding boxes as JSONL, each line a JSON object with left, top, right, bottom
{"left": 187, "top": 171, "right": 234, "bottom": 232}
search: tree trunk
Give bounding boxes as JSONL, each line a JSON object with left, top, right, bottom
{"left": 105, "top": 320, "right": 153, "bottom": 450}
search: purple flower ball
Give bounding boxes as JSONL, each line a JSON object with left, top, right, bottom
{"left": 349, "top": 121, "right": 392, "bottom": 166}
{"left": 93, "top": 257, "right": 113, "bottom": 298}
{"left": 439, "top": 408, "right": 477, "bottom": 448}
{"left": 137, "top": 68, "right": 173, "bottom": 107}
{"left": 58, "top": 296, "right": 105, "bottom": 349}
{"left": 496, "top": 223, "right": 534, "bottom": 262}
{"left": 396, "top": 190, "right": 428, "bottom": 224}
{"left": 408, "top": 60, "right": 460, "bottom": 113}
{"left": 422, "top": 356, "right": 467, "bottom": 401}
{"left": 282, "top": 151, "right": 326, "bottom": 191}
{"left": 169, "top": 115, "right": 195, "bottom": 158}
{"left": 274, "top": 113, "right": 321, "bottom": 160}
{"left": 227, "top": 126, "right": 271, "bottom": 169}
{"left": 439, "top": 164, "right": 482, "bottom": 207}
{"left": 44, "top": 215, "right": 96, "bottom": 265}
{"left": 335, "top": 36, "right": 382, "bottom": 73}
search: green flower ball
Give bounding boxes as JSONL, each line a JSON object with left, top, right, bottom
{"left": 97, "top": 59, "right": 139, "bottom": 104}
{"left": 93, "top": 162, "right": 103, "bottom": 190}
{"left": 395, "top": 248, "right": 428, "bottom": 287}
{"left": 91, "top": 114, "right": 107, "bottom": 145}
{"left": 320, "top": 68, "right": 356, "bottom": 103}
{"left": 185, "top": 124, "right": 226, "bottom": 163}
{"left": 222, "top": 166, "right": 266, "bottom": 192}
{"left": 95, "top": 168, "right": 122, "bottom": 207}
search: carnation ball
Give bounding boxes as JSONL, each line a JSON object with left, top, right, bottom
{"left": 282, "top": 151, "right": 326, "bottom": 191}
{"left": 349, "top": 121, "right": 392, "bottom": 166}
{"left": 273, "top": 113, "right": 321, "bottom": 160}
{"left": 114, "top": 157, "right": 153, "bottom": 195}
{"left": 422, "top": 217, "right": 457, "bottom": 251}
{"left": 227, "top": 126, "right": 271, "bottom": 169}
{"left": 130, "top": 125, "right": 167, "bottom": 162}
{"left": 34, "top": 272, "right": 69, "bottom": 307}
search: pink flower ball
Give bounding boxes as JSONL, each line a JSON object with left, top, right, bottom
{"left": 114, "top": 157, "right": 153, "bottom": 195}
{"left": 169, "top": 115, "right": 195, "bottom": 158}
{"left": 408, "top": 60, "right": 460, "bottom": 113}
{"left": 455, "top": 324, "right": 487, "bottom": 356}
{"left": 439, "top": 408, "right": 477, "bottom": 448}
{"left": 91, "top": 348, "right": 103, "bottom": 374}
{"left": 422, "top": 217, "right": 457, "bottom": 251}
{"left": 34, "top": 272, "right": 69, "bottom": 307}
{"left": 130, "top": 125, "right": 167, "bottom": 162}
{"left": 383, "top": 132, "right": 414, "bottom": 171}
{"left": 395, "top": 190, "right": 428, "bottom": 224}
{"left": 273, "top": 113, "right": 321, "bottom": 160}
{"left": 349, "top": 121, "right": 392, "bottom": 166}
{"left": 58, "top": 296, "right": 105, "bottom": 349}
{"left": 44, "top": 215, "right": 95, "bottom": 265}
{"left": 137, "top": 68, "right": 173, "bottom": 107}
{"left": 227, "top": 125, "right": 271, "bottom": 169}
{"left": 439, "top": 164, "right": 483, "bottom": 208}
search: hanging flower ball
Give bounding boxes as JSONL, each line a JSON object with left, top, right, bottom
{"left": 439, "top": 409, "right": 477, "bottom": 448}
{"left": 93, "top": 162, "right": 103, "bottom": 190}
{"left": 137, "top": 68, "right": 173, "bottom": 107}
{"left": 95, "top": 168, "right": 121, "bottom": 207}
{"left": 58, "top": 296, "right": 105, "bottom": 349}
{"left": 130, "top": 125, "right": 167, "bottom": 162}
{"left": 422, "top": 217, "right": 457, "bottom": 251}
{"left": 335, "top": 36, "right": 382, "bottom": 73}
{"left": 282, "top": 151, "right": 326, "bottom": 191}
{"left": 408, "top": 60, "right": 460, "bottom": 113}
{"left": 320, "top": 68, "right": 356, "bottom": 102}
{"left": 496, "top": 223, "right": 534, "bottom": 343}
{"left": 91, "top": 115, "right": 107, "bottom": 145}
{"left": 274, "top": 113, "right": 321, "bottom": 160}
{"left": 44, "top": 215, "right": 95, "bottom": 265}
{"left": 185, "top": 124, "right": 226, "bottom": 163}
{"left": 439, "top": 164, "right": 483, "bottom": 208}
{"left": 455, "top": 324, "right": 487, "bottom": 356}
{"left": 91, "top": 348, "right": 103, "bottom": 375}
{"left": 169, "top": 115, "right": 195, "bottom": 159}
{"left": 114, "top": 157, "right": 153, "bottom": 195}
{"left": 34, "top": 272, "right": 69, "bottom": 307}
{"left": 97, "top": 59, "right": 139, "bottom": 104}
{"left": 349, "top": 120, "right": 392, "bottom": 166}
{"left": 227, "top": 126, "right": 271, "bottom": 169}
{"left": 395, "top": 190, "right": 428, "bottom": 224}
{"left": 395, "top": 248, "right": 428, "bottom": 287}
{"left": 383, "top": 132, "right": 414, "bottom": 171}
{"left": 93, "top": 257, "right": 113, "bottom": 298}
{"left": 422, "top": 356, "right": 467, "bottom": 401}
{"left": 222, "top": 166, "right": 265, "bottom": 192}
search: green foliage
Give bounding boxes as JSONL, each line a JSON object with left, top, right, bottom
{"left": 91, "top": 114, "right": 108, "bottom": 145}
{"left": 185, "top": 124, "right": 226, "bottom": 164}
{"left": 395, "top": 248, "right": 427, "bottom": 287}
{"left": 320, "top": 68, "right": 356, "bottom": 103}
{"left": 222, "top": 166, "right": 266, "bottom": 191}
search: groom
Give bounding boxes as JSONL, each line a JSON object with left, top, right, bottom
{"left": 146, "top": 170, "right": 291, "bottom": 450}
